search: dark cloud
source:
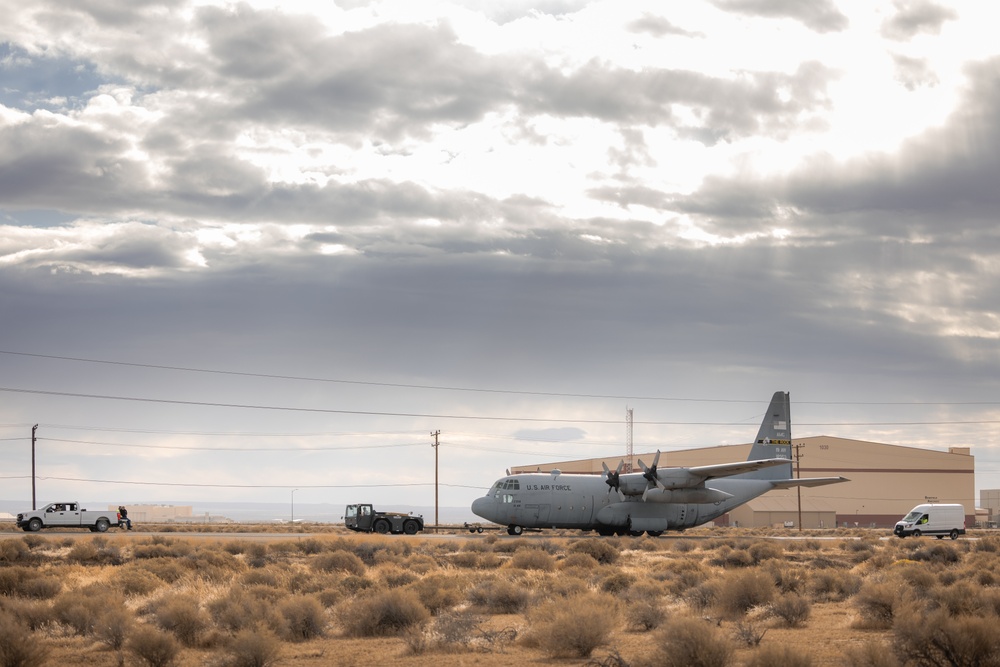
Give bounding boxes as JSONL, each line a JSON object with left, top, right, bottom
{"left": 881, "top": 0, "right": 958, "bottom": 41}
{"left": 711, "top": 0, "right": 849, "bottom": 33}
{"left": 627, "top": 14, "right": 704, "bottom": 38}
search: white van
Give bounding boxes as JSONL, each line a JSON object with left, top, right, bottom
{"left": 893, "top": 503, "right": 966, "bottom": 539}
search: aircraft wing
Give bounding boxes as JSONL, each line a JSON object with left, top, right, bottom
{"left": 770, "top": 476, "right": 850, "bottom": 489}
{"left": 685, "top": 457, "right": 792, "bottom": 481}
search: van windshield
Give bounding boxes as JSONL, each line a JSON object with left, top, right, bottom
{"left": 902, "top": 510, "right": 922, "bottom": 522}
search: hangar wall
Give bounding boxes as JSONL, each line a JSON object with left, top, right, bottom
{"left": 511, "top": 436, "right": 975, "bottom": 529}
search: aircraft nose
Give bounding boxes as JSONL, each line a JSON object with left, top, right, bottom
{"left": 471, "top": 496, "right": 495, "bottom": 521}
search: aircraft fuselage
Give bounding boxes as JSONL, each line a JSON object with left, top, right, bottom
{"left": 471, "top": 472, "right": 775, "bottom": 535}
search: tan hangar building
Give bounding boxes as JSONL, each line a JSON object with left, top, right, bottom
{"left": 511, "top": 436, "right": 975, "bottom": 529}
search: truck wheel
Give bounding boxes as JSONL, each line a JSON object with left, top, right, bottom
{"left": 95, "top": 519, "right": 110, "bottom": 533}
{"left": 402, "top": 520, "right": 419, "bottom": 535}
{"left": 949, "top": 529, "right": 959, "bottom": 540}
{"left": 28, "top": 518, "right": 42, "bottom": 532}
{"left": 373, "top": 519, "right": 390, "bottom": 535}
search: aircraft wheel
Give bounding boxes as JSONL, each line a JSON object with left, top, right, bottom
{"left": 507, "top": 524, "right": 523, "bottom": 536}
{"left": 646, "top": 530, "right": 663, "bottom": 537}
{"left": 628, "top": 530, "right": 643, "bottom": 537}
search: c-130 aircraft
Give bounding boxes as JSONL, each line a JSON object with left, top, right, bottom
{"left": 471, "top": 391, "right": 848, "bottom": 536}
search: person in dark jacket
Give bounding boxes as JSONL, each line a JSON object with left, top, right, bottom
{"left": 118, "top": 505, "right": 132, "bottom": 530}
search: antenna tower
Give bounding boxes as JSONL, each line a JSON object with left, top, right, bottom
{"left": 625, "top": 407, "right": 634, "bottom": 473}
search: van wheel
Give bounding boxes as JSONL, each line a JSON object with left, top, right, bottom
{"left": 912, "top": 529, "right": 921, "bottom": 538}
{"left": 949, "top": 529, "right": 959, "bottom": 540}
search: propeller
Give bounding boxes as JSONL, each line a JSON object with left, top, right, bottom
{"left": 602, "top": 460, "right": 625, "bottom": 500}
{"left": 638, "top": 450, "right": 665, "bottom": 501}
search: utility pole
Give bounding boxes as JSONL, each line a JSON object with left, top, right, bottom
{"left": 793, "top": 442, "right": 804, "bottom": 531}
{"left": 431, "top": 430, "right": 441, "bottom": 528}
{"left": 31, "top": 424, "right": 38, "bottom": 510}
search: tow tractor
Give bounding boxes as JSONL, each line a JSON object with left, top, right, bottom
{"left": 344, "top": 504, "right": 424, "bottom": 535}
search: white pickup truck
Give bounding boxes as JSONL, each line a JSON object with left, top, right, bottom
{"left": 16, "top": 502, "right": 121, "bottom": 533}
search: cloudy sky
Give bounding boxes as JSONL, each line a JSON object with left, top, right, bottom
{"left": 2, "top": 0, "right": 999, "bottom": 516}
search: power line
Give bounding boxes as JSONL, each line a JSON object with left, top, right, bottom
{"left": 4, "top": 385, "right": 1000, "bottom": 427}
{"left": 27, "top": 475, "right": 487, "bottom": 490}
{"left": 40, "top": 437, "right": 428, "bottom": 451}
{"left": 5, "top": 349, "right": 1000, "bottom": 406}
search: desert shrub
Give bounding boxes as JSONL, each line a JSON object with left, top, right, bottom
{"left": 685, "top": 579, "right": 721, "bottom": 612}
{"left": 67, "top": 540, "right": 122, "bottom": 565}
{"left": 0, "top": 599, "right": 54, "bottom": 631}
{"left": 0, "top": 540, "right": 30, "bottom": 564}
{"left": 403, "top": 554, "right": 437, "bottom": 574}
{"left": 601, "top": 571, "right": 635, "bottom": 595}
{"left": 524, "top": 593, "right": 618, "bottom": 658}
{"left": 714, "top": 570, "right": 775, "bottom": 618}
{"left": 225, "top": 628, "right": 282, "bottom": 667}
{"left": 378, "top": 565, "right": 418, "bottom": 588}
{"left": 406, "top": 574, "right": 463, "bottom": 615}
{"left": 626, "top": 598, "right": 665, "bottom": 631}
{"left": 892, "top": 607, "right": 1000, "bottom": 667}
{"left": 151, "top": 593, "right": 209, "bottom": 647}
{"left": 569, "top": 539, "right": 620, "bottom": 565}
{"left": 339, "top": 575, "right": 374, "bottom": 595}
{"left": 337, "top": 589, "right": 429, "bottom": 637}
{"left": 770, "top": 593, "right": 811, "bottom": 627}
{"left": 732, "top": 620, "right": 767, "bottom": 647}
{"left": 710, "top": 545, "right": 755, "bottom": 568}
{"left": 277, "top": 595, "right": 325, "bottom": 641}
{"left": 744, "top": 643, "right": 812, "bottom": 667}
{"left": 135, "top": 558, "right": 188, "bottom": 583}
{"left": 114, "top": 566, "right": 164, "bottom": 597}
{"left": 132, "top": 538, "right": 192, "bottom": 560}
{"left": 764, "top": 562, "right": 807, "bottom": 594}
{"left": 843, "top": 642, "right": 903, "bottom": 667}
{"left": 642, "top": 615, "right": 733, "bottom": 667}
{"left": 312, "top": 550, "right": 366, "bottom": 576}
{"left": 930, "top": 580, "right": 991, "bottom": 617}
{"left": 186, "top": 547, "right": 243, "bottom": 573}
{"left": 460, "top": 539, "right": 490, "bottom": 553}
{"left": 293, "top": 538, "right": 324, "bottom": 555}
{"left": 747, "top": 541, "right": 783, "bottom": 564}
{"left": 244, "top": 543, "right": 270, "bottom": 568}
{"left": 449, "top": 552, "right": 480, "bottom": 568}
{"left": 208, "top": 588, "right": 280, "bottom": 634}
{"left": 94, "top": 607, "right": 133, "bottom": 650}
{"left": 0, "top": 568, "right": 60, "bottom": 600}
{"left": 560, "top": 552, "right": 599, "bottom": 570}
{"left": 853, "top": 582, "right": 905, "bottom": 630}
{"left": 509, "top": 548, "right": 555, "bottom": 571}
{"left": 128, "top": 625, "right": 180, "bottom": 667}
{"left": 19, "top": 535, "right": 47, "bottom": 551}
{"left": 910, "top": 543, "right": 960, "bottom": 565}
{"left": 808, "top": 569, "right": 861, "bottom": 602}
{"left": 239, "top": 569, "right": 282, "bottom": 588}
{"left": 53, "top": 587, "right": 125, "bottom": 635}
{"left": 672, "top": 539, "right": 696, "bottom": 553}
{"left": 468, "top": 578, "right": 532, "bottom": 614}
{"left": 0, "top": 609, "right": 50, "bottom": 667}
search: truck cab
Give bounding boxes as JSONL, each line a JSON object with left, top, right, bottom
{"left": 344, "top": 504, "right": 374, "bottom": 532}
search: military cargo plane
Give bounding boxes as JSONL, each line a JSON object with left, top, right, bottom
{"left": 471, "top": 391, "right": 847, "bottom": 536}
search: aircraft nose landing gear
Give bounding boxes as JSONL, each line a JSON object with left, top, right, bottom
{"left": 506, "top": 524, "right": 523, "bottom": 536}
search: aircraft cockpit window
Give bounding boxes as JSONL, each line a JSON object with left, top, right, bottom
{"left": 512, "top": 480, "right": 520, "bottom": 490}
{"left": 502, "top": 494, "right": 514, "bottom": 503}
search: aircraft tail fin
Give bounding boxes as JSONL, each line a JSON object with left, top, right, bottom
{"left": 741, "top": 391, "right": 793, "bottom": 480}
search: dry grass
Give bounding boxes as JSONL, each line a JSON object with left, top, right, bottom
{"left": 2, "top": 527, "right": 1000, "bottom": 665}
